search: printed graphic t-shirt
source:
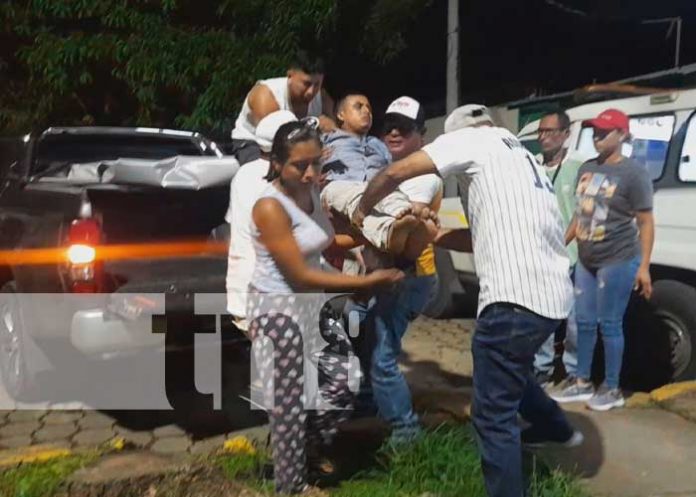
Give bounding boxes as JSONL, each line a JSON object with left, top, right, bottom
{"left": 574, "top": 158, "right": 653, "bottom": 269}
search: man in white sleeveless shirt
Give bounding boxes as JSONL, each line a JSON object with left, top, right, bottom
{"left": 226, "top": 110, "right": 298, "bottom": 331}
{"left": 231, "top": 51, "right": 335, "bottom": 164}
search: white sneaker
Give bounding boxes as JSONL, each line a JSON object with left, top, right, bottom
{"left": 550, "top": 382, "right": 594, "bottom": 403}
{"left": 522, "top": 429, "right": 584, "bottom": 449}
{"left": 586, "top": 386, "right": 625, "bottom": 411}
{"left": 562, "top": 430, "right": 584, "bottom": 448}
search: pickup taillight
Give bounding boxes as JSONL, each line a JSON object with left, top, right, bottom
{"left": 66, "top": 218, "right": 102, "bottom": 293}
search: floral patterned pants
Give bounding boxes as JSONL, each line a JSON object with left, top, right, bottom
{"left": 248, "top": 293, "right": 358, "bottom": 494}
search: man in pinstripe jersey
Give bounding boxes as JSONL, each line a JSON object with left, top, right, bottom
{"left": 353, "top": 104, "right": 583, "bottom": 497}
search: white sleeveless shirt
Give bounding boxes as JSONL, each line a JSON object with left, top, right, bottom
{"left": 231, "top": 77, "right": 323, "bottom": 141}
{"left": 250, "top": 184, "right": 334, "bottom": 294}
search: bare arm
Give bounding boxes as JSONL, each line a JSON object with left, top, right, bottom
{"left": 565, "top": 215, "right": 578, "bottom": 245}
{"left": 323, "top": 205, "right": 366, "bottom": 252}
{"left": 247, "top": 85, "right": 281, "bottom": 127}
{"left": 331, "top": 233, "right": 364, "bottom": 251}
{"left": 353, "top": 151, "right": 439, "bottom": 227}
{"left": 429, "top": 183, "right": 444, "bottom": 213}
{"left": 634, "top": 210, "right": 655, "bottom": 299}
{"left": 434, "top": 228, "right": 472, "bottom": 252}
{"left": 253, "top": 198, "right": 398, "bottom": 291}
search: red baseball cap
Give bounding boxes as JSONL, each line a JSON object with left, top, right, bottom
{"left": 582, "top": 109, "right": 629, "bottom": 133}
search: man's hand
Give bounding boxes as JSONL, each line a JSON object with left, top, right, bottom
{"left": 351, "top": 207, "right": 366, "bottom": 229}
{"left": 434, "top": 228, "right": 473, "bottom": 252}
{"left": 366, "top": 268, "right": 405, "bottom": 288}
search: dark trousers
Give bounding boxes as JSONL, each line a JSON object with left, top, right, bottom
{"left": 472, "top": 303, "right": 573, "bottom": 497}
{"left": 231, "top": 139, "right": 261, "bottom": 165}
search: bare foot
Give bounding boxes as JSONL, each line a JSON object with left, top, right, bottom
{"left": 402, "top": 218, "right": 438, "bottom": 261}
{"left": 387, "top": 214, "right": 419, "bottom": 255}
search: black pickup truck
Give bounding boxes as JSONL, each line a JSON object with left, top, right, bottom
{"left": 0, "top": 127, "right": 242, "bottom": 400}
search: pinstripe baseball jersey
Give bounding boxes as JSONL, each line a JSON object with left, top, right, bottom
{"left": 422, "top": 126, "right": 573, "bottom": 320}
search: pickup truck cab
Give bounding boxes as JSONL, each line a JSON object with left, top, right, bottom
{"left": 434, "top": 88, "right": 696, "bottom": 387}
{"left": 0, "top": 127, "right": 240, "bottom": 399}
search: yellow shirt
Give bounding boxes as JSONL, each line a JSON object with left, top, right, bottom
{"left": 415, "top": 243, "right": 436, "bottom": 277}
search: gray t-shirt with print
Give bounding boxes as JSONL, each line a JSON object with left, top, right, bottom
{"left": 575, "top": 158, "right": 653, "bottom": 269}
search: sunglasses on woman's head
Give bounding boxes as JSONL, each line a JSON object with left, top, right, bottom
{"left": 287, "top": 117, "right": 321, "bottom": 141}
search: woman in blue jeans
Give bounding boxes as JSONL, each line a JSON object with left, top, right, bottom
{"left": 552, "top": 109, "right": 655, "bottom": 411}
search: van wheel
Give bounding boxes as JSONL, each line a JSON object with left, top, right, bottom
{"left": 422, "top": 248, "right": 457, "bottom": 318}
{"left": 0, "top": 282, "right": 35, "bottom": 399}
{"left": 650, "top": 280, "right": 696, "bottom": 382}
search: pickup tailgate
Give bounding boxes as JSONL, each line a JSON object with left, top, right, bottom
{"left": 86, "top": 184, "right": 229, "bottom": 243}
{"left": 85, "top": 184, "right": 229, "bottom": 294}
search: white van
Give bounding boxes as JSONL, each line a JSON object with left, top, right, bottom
{"left": 431, "top": 88, "right": 696, "bottom": 385}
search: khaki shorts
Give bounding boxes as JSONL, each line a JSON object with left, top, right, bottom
{"left": 321, "top": 181, "right": 411, "bottom": 251}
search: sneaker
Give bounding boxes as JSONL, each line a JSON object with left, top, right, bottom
{"left": 586, "top": 386, "right": 625, "bottom": 411}
{"left": 550, "top": 381, "right": 594, "bottom": 403}
{"left": 522, "top": 428, "right": 584, "bottom": 449}
{"left": 387, "top": 422, "right": 422, "bottom": 447}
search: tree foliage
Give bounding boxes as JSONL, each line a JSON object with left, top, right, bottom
{"left": 0, "top": 0, "right": 432, "bottom": 136}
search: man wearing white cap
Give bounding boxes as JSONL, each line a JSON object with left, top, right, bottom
{"left": 381, "top": 96, "right": 443, "bottom": 271}
{"left": 352, "top": 104, "right": 582, "bottom": 497}
{"left": 354, "top": 96, "right": 443, "bottom": 444}
{"left": 226, "top": 110, "right": 298, "bottom": 330}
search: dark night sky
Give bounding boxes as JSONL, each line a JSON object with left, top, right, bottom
{"left": 326, "top": 0, "right": 696, "bottom": 120}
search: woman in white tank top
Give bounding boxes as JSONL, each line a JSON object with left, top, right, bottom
{"left": 247, "top": 120, "right": 402, "bottom": 494}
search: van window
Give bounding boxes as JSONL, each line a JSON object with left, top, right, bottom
{"left": 576, "top": 114, "right": 675, "bottom": 181}
{"left": 679, "top": 115, "right": 696, "bottom": 182}
{"left": 520, "top": 138, "right": 541, "bottom": 157}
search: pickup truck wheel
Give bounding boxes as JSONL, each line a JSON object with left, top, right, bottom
{"left": 650, "top": 280, "right": 696, "bottom": 382}
{"left": 0, "top": 282, "right": 34, "bottom": 399}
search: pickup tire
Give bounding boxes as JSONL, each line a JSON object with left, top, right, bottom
{"left": 650, "top": 280, "right": 696, "bottom": 381}
{"left": 0, "top": 281, "right": 35, "bottom": 399}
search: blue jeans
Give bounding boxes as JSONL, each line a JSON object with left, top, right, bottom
{"left": 575, "top": 256, "right": 640, "bottom": 389}
{"left": 534, "top": 267, "right": 578, "bottom": 378}
{"left": 473, "top": 303, "right": 573, "bottom": 497}
{"left": 348, "top": 274, "right": 437, "bottom": 430}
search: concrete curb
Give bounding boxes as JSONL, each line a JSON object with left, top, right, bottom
{"left": 627, "top": 381, "right": 696, "bottom": 413}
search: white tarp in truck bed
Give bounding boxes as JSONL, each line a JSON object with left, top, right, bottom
{"left": 66, "top": 156, "right": 240, "bottom": 189}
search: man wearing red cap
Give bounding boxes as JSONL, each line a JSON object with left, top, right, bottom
{"left": 552, "top": 108, "right": 655, "bottom": 411}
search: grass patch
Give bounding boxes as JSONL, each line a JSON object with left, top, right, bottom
{"left": 0, "top": 452, "right": 98, "bottom": 497}
{"left": 332, "top": 424, "right": 486, "bottom": 497}
{"left": 217, "top": 424, "right": 589, "bottom": 497}
{"left": 530, "top": 469, "right": 590, "bottom": 497}
{"left": 216, "top": 449, "right": 275, "bottom": 494}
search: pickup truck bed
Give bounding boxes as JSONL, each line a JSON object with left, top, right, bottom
{"left": 0, "top": 127, "right": 240, "bottom": 398}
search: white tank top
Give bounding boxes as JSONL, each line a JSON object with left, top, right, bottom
{"left": 231, "top": 77, "right": 323, "bottom": 140}
{"left": 251, "top": 184, "right": 334, "bottom": 294}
